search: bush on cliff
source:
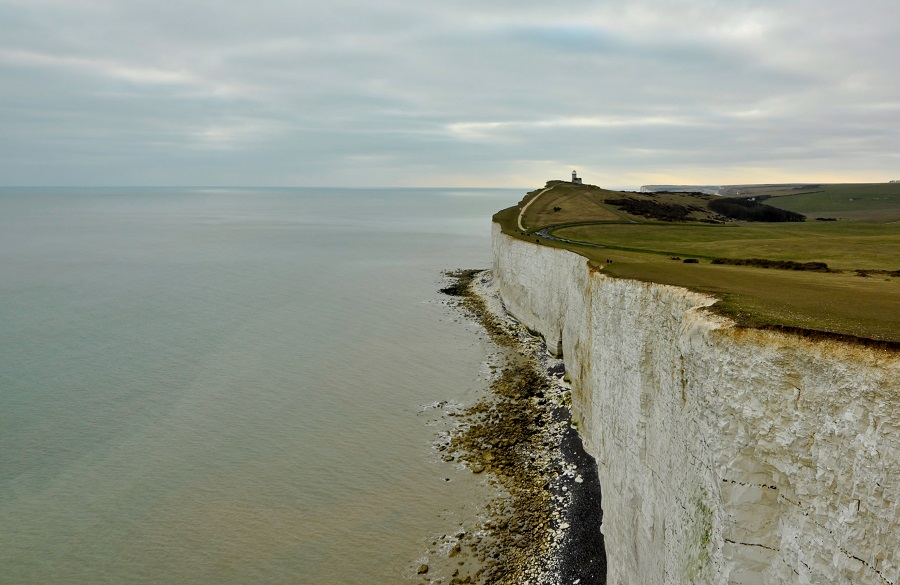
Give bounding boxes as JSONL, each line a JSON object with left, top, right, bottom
{"left": 711, "top": 258, "right": 830, "bottom": 271}
{"left": 707, "top": 197, "right": 806, "bottom": 222}
{"left": 603, "top": 197, "right": 704, "bottom": 221}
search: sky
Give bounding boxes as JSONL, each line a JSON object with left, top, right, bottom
{"left": 2, "top": 0, "right": 900, "bottom": 188}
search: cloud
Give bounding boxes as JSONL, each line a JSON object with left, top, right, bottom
{"left": 0, "top": 0, "right": 899, "bottom": 186}
{"left": 446, "top": 114, "right": 702, "bottom": 142}
{"left": 1, "top": 50, "right": 196, "bottom": 85}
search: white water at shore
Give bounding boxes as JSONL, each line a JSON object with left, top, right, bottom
{"left": 0, "top": 186, "right": 517, "bottom": 584}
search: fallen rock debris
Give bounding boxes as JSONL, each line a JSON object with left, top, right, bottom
{"left": 417, "top": 269, "right": 604, "bottom": 585}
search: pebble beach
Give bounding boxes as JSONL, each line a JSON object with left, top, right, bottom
{"left": 421, "top": 269, "right": 606, "bottom": 585}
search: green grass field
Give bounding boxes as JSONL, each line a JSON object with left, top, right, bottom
{"left": 552, "top": 222, "right": 899, "bottom": 271}
{"left": 495, "top": 182, "right": 900, "bottom": 344}
{"left": 763, "top": 183, "right": 900, "bottom": 222}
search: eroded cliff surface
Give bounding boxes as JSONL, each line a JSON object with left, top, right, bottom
{"left": 492, "top": 222, "right": 900, "bottom": 585}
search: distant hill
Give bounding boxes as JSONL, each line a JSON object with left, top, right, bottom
{"left": 640, "top": 185, "right": 721, "bottom": 195}
{"left": 750, "top": 183, "right": 900, "bottom": 222}
{"left": 511, "top": 180, "right": 809, "bottom": 227}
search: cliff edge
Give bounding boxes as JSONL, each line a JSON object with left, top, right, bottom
{"left": 492, "top": 222, "right": 900, "bottom": 585}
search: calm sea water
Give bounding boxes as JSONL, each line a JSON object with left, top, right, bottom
{"left": 0, "top": 187, "right": 519, "bottom": 584}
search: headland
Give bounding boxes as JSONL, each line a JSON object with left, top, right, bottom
{"left": 487, "top": 180, "right": 900, "bottom": 584}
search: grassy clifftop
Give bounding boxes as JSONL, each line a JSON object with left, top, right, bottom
{"left": 494, "top": 182, "right": 900, "bottom": 345}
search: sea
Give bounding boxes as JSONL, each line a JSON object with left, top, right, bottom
{"left": 0, "top": 186, "right": 521, "bottom": 584}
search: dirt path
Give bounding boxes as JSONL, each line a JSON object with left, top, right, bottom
{"left": 517, "top": 184, "right": 558, "bottom": 232}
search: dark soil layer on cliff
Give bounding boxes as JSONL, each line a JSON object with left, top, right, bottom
{"left": 426, "top": 269, "right": 606, "bottom": 585}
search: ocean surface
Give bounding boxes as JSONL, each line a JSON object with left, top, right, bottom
{"left": 0, "top": 186, "right": 520, "bottom": 584}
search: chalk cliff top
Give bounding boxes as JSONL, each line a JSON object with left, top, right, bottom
{"left": 494, "top": 181, "right": 900, "bottom": 345}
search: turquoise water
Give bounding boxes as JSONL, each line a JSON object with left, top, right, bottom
{"left": 0, "top": 187, "right": 518, "bottom": 583}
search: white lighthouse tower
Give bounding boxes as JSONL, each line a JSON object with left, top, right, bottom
{"left": 571, "top": 170, "right": 583, "bottom": 184}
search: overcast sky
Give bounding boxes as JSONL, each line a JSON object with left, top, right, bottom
{"left": 2, "top": 0, "right": 899, "bottom": 187}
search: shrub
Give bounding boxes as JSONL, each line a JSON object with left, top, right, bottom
{"left": 604, "top": 198, "right": 703, "bottom": 221}
{"left": 711, "top": 258, "right": 830, "bottom": 271}
{"left": 707, "top": 197, "right": 806, "bottom": 222}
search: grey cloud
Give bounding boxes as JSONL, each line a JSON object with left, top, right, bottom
{"left": 1, "top": 0, "right": 898, "bottom": 186}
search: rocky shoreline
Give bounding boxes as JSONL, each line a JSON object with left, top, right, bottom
{"left": 420, "top": 269, "right": 605, "bottom": 585}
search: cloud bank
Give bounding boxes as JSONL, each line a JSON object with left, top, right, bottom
{"left": 2, "top": 0, "right": 899, "bottom": 186}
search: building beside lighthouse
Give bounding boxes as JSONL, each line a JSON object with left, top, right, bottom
{"left": 571, "top": 170, "right": 583, "bottom": 184}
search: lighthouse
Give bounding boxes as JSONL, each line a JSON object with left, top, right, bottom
{"left": 571, "top": 170, "right": 583, "bottom": 184}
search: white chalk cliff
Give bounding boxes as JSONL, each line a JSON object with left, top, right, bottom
{"left": 492, "top": 223, "right": 900, "bottom": 585}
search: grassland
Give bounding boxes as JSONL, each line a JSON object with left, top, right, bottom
{"left": 761, "top": 183, "right": 900, "bottom": 222}
{"left": 552, "top": 222, "right": 899, "bottom": 271}
{"left": 516, "top": 181, "right": 723, "bottom": 228}
{"left": 495, "top": 182, "right": 900, "bottom": 344}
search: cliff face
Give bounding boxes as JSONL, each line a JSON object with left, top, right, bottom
{"left": 492, "top": 223, "right": 900, "bottom": 585}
